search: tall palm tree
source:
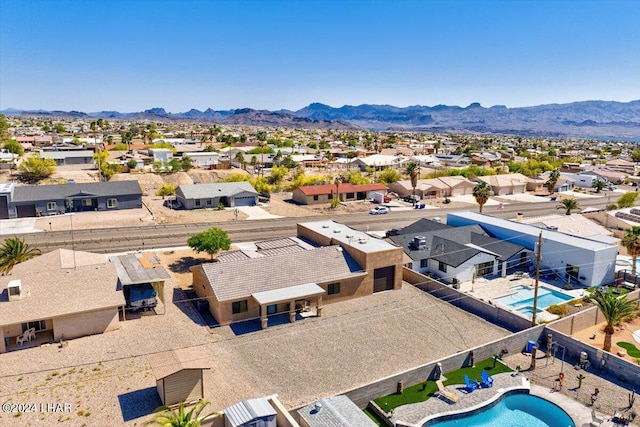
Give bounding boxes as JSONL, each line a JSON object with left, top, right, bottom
{"left": 545, "top": 169, "right": 561, "bottom": 194}
{"left": 592, "top": 179, "right": 606, "bottom": 193}
{"left": 557, "top": 198, "right": 579, "bottom": 215}
{"left": 622, "top": 226, "right": 640, "bottom": 275}
{"left": 145, "top": 400, "right": 221, "bottom": 427}
{"left": 472, "top": 182, "right": 492, "bottom": 213}
{"left": 591, "top": 289, "right": 638, "bottom": 352}
{"left": 334, "top": 175, "right": 342, "bottom": 203}
{"left": 405, "top": 162, "right": 420, "bottom": 206}
{"left": 234, "top": 152, "right": 245, "bottom": 170}
{"left": 0, "top": 237, "right": 41, "bottom": 275}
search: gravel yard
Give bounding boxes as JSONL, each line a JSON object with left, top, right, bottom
{"left": 0, "top": 280, "right": 509, "bottom": 426}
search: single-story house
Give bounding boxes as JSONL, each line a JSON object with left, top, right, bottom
{"left": 560, "top": 173, "right": 598, "bottom": 189}
{"left": 149, "top": 148, "right": 174, "bottom": 163}
{"left": 388, "top": 177, "right": 476, "bottom": 199}
{"left": 389, "top": 218, "right": 528, "bottom": 285}
{"left": 436, "top": 176, "right": 476, "bottom": 196}
{"left": 176, "top": 182, "right": 258, "bottom": 209}
{"left": 351, "top": 154, "right": 407, "bottom": 171}
{"left": 606, "top": 159, "right": 636, "bottom": 174}
{"left": 581, "top": 168, "right": 627, "bottom": 184}
{"left": 292, "top": 183, "right": 387, "bottom": 205}
{"left": 433, "top": 154, "right": 471, "bottom": 167}
{"left": 298, "top": 395, "right": 377, "bottom": 427}
{"left": 447, "top": 211, "right": 618, "bottom": 287}
{"left": 0, "top": 180, "right": 143, "bottom": 218}
{"left": 475, "top": 173, "right": 532, "bottom": 196}
{"left": 38, "top": 150, "right": 95, "bottom": 166}
{"left": 147, "top": 348, "right": 209, "bottom": 406}
{"left": 0, "top": 249, "right": 125, "bottom": 353}
{"left": 183, "top": 152, "right": 219, "bottom": 168}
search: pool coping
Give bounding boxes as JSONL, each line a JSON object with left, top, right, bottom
{"left": 394, "top": 375, "right": 531, "bottom": 427}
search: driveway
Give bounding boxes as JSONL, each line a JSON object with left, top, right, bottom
{"left": 0, "top": 218, "right": 37, "bottom": 235}
{"left": 237, "top": 205, "right": 282, "bottom": 220}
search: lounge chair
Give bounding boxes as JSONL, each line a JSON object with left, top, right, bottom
{"left": 435, "top": 380, "right": 460, "bottom": 403}
{"left": 481, "top": 370, "right": 494, "bottom": 387}
{"left": 464, "top": 375, "right": 478, "bottom": 391}
{"left": 591, "top": 409, "right": 605, "bottom": 427}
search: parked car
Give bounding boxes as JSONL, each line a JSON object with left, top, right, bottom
{"left": 383, "top": 195, "right": 392, "bottom": 203}
{"left": 124, "top": 283, "right": 158, "bottom": 311}
{"left": 404, "top": 194, "right": 421, "bottom": 203}
{"left": 370, "top": 206, "right": 390, "bottom": 215}
{"left": 385, "top": 227, "right": 403, "bottom": 237}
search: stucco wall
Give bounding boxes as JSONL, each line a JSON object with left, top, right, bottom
{"left": 52, "top": 308, "right": 120, "bottom": 341}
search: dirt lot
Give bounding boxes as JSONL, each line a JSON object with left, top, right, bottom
{"left": 573, "top": 316, "right": 640, "bottom": 361}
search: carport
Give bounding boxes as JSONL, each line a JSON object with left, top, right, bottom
{"left": 252, "top": 283, "right": 325, "bottom": 329}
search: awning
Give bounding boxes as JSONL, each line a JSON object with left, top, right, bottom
{"left": 252, "top": 282, "right": 325, "bottom": 305}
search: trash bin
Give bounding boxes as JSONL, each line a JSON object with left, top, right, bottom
{"left": 526, "top": 340, "right": 536, "bottom": 353}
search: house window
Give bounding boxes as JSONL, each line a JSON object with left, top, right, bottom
{"left": 195, "top": 199, "right": 201, "bottom": 207}
{"left": 232, "top": 300, "right": 248, "bottom": 314}
{"left": 107, "top": 198, "right": 117, "bottom": 208}
{"left": 346, "top": 192, "right": 355, "bottom": 199}
{"left": 267, "top": 304, "right": 277, "bottom": 315}
{"left": 206, "top": 199, "right": 212, "bottom": 206}
{"left": 438, "top": 261, "right": 447, "bottom": 272}
{"left": 46, "top": 202, "right": 56, "bottom": 211}
{"left": 328, "top": 283, "right": 340, "bottom": 295}
{"left": 82, "top": 199, "right": 92, "bottom": 207}
{"left": 420, "top": 259, "right": 429, "bottom": 268}
{"left": 313, "top": 195, "right": 319, "bottom": 201}
{"left": 476, "top": 261, "right": 494, "bottom": 277}
{"left": 22, "top": 320, "right": 46, "bottom": 332}
{"left": 328, "top": 193, "right": 333, "bottom": 199}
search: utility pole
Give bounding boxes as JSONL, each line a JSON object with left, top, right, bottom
{"left": 531, "top": 231, "right": 543, "bottom": 326}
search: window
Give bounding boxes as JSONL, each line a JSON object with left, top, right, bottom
{"left": 313, "top": 195, "right": 319, "bottom": 201}
{"left": 107, "top": 198, "right": 117, "bottom": 208}
{"left": 328, "top": 193, "right": 333, "bottom": 200}
{"left": 206, "top": 199, "right": 212, "bottom": 206}
{"left": 476, "top": 261, "right": 494, "bottom": 277}
{"left": 328, "top": 283, "right": 340, "bottom": 295}
{"left": 420, "top": 259, "right": 429, "bottom": 268}
{"left": 82, "top": 199, "right": 92, "bottom": 207}
{"left": 346, "top": 192, "right": 355, "bottom": 199}
{"left": 195, "top": 199, "right": 201, "bottom": 207}
{"left": 232, "top": 300, "right": 248, "bottom": 314}
{"left": 46, "top": 202, "right": 56, "bottom": 211}
{"left": 438, "top": 261, "right": 447, "bottom": 272}
{"left": 267, "top": 304, "right": 277, "bottom": 315}
{"left": 22, "top": 320, "right": 46, "bottom": 332}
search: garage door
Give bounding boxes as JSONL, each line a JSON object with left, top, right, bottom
{"left": 0, "top": 196, "right": 8, "bottom": 219}
{"left": 373, "top": 266, "right": 395, "bottom": 293}
{"left": 16, "top": 204, "right": 37, "bottom": 218}
{"left": 233, "top": 196, "right": 255, "bottom": 207}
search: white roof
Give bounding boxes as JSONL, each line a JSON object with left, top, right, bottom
{"left": 299, "top": 220, "right": 399, "bottom": 253}
{"left": 252, "top": 282, "right": 325, "bottom": 305}
{"left": 224, "top": 398, "right": 276, "bottom": 427}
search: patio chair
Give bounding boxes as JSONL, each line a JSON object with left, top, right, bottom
{"left": 464, "top": 375, "right": 478, "bottom": 391}
{"left": 26, "top": 328, "right": 36, "bottom": 341}
{"left": 481, "top": 370, "right": 494, "bottom": 387}
{"left": 16, "top": 333, "right": 28, "bottom": 345}
{"left": 435, "top": 380, "right": 460, "bottom": 403}
{"left": 590, "top": 409, "right": 605, "bottom": 427}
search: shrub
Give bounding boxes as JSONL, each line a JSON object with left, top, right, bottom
{"left": 330, "top": 198, "right": 340, "bottom": 209}
{"left": 606, "top": 204, "right": 618, "bottom": 211}
{"left": 547, "top": 304, "right": 570, "bottom": 316}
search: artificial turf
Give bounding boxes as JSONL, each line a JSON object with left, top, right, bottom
{"left": 372, "top": 357, "right": 513, "bottom": 412}
{"left": 617, "top": 341, "right": 640, "bottom": 358}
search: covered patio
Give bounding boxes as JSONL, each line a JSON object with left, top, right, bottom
{"left": 4, "top": 329, "right": 55, "bottom": 352}
{"left": 252, "top": 282, "right": 325, "bottom": 329}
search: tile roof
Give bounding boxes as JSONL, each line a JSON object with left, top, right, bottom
{"left": 147, "top": 348, "right": 209, "bottom": 380}
{"left": 11, "top": 180, "right": 142, "bottom": 203}
{"left": 296, "top": 183, "right": 387, "bottom": 196}
{"left": 176, "top": 182, "right": 258, "bottom": 200}
{"left": 0, "top": 249, "right": 124, "bottom": 326}
{"left": 196, "top": 246, "right": 366, "bottom": 302}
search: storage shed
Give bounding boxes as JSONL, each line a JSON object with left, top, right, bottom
{"left": 224, "top": 397, "right": 277, "bottom": 427}
{"left": 147, "top": 348, "right": 209, "bottom": 406}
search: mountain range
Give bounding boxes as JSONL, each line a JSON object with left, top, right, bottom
{"left": 4, "top": 100, "right": 640, "bottom": 139}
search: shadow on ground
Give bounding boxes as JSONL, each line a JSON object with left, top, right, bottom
{"left": 168, "top": 256, "right": 209, "bottom": 274}
{"left": 118, "top": 387, "right": 162, "bottom": 422}
{"left": 229, "top": 312, "right": 305, "bottom": 336}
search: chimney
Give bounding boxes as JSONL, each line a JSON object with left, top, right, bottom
{"left": 516, "top": 213, "right": 524, "bottom": 222}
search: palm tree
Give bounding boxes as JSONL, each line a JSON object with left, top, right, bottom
{"left": 591, "top": 289, "right": 638, "bottom": 352}
{"left": 334, "top": 175, "right": 342, "bottom": 203}
{"left": 557, "top": 198, "right": 579, "bottom": 215}
{"left": 622, "top": 226, "right": 640, "bottom": 275}
{"left": 234, "top": 152, "right": 245, "bottom": 170}
{"left": 472, "top": 182, "right": 492, "bottom": 213}
{"left": 0, "top": 237, "right": 41, "bottom": 275}
{"left": 592, "top": 179, "right": 606, "bottom": 193}
{"left": 405, "top": 162, "right": 420, "bottom": 206}
{"left": 545, "top": 169, "right": 560, "bottom": 194}
{"left": 145, "top": 400, "right": 221, "bottom": 427}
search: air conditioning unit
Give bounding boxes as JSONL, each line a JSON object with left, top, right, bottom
{"left": 410, "top": 236, "right": 427, "bottom": 250}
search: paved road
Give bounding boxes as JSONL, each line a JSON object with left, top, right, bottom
{"left": 14, "top": 195, "right": 619, "bottom": 253}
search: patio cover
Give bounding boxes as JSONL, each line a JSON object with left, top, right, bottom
{"left": 252, "top": 282, "right": 325, "bottom": 305}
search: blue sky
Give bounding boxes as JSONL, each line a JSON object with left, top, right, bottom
{"left": 1, "top": 0, "right": 638, "bottom": 112}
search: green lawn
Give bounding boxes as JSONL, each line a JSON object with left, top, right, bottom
{"left": 372, "top": 357, "right": 512, "bottom": 412}
{"left": 617, "top": 342, "right": 640, "bottom": 358}
{"left": 364, "top": 408, "right": 386, "bottom": 426}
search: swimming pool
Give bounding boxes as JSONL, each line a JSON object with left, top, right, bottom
{"left": 493, "top": 285, "right": 574, "bottom": 319}
{"left": 425, "top": 391, "right": 575, "bottom": 427}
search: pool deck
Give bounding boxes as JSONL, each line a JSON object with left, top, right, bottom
{"left": 391, "top": 372, "right": 617, "bottom": 427}
{"left": 391, "top": 373, "right": 530, "bottom": 427}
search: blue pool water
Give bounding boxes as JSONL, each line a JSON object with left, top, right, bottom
{"left": 426, "top": 392, "right": 575, "bottom": 427}
{"left": 494, "top": 285, "right": 574, "bottom": 318}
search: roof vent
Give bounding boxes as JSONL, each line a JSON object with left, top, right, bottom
{"left": 410, "top": 236, "right": 427, "bottom": 250}
{"left": 8, "top": 280, "right": 23, "bottom": 301}
{"left": 333, "top": 229, "right": 341, "bottom": 233}
{"left": 322, "top": 224, "right": 330, "bottom": 228}
{"left": 345, "top": 234, "right": 353, "bottom": 238}
{"left": 336, "top": 247, "right": 343, "bottom": 252}
{"left": 313, "top": 402, "right": 323, "bottom": 413}
{"left": 359, "top": 237, "right": 368, "bottom": 244}
{"left": 546, "top": 225, "right": 558, "bottom": 231}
